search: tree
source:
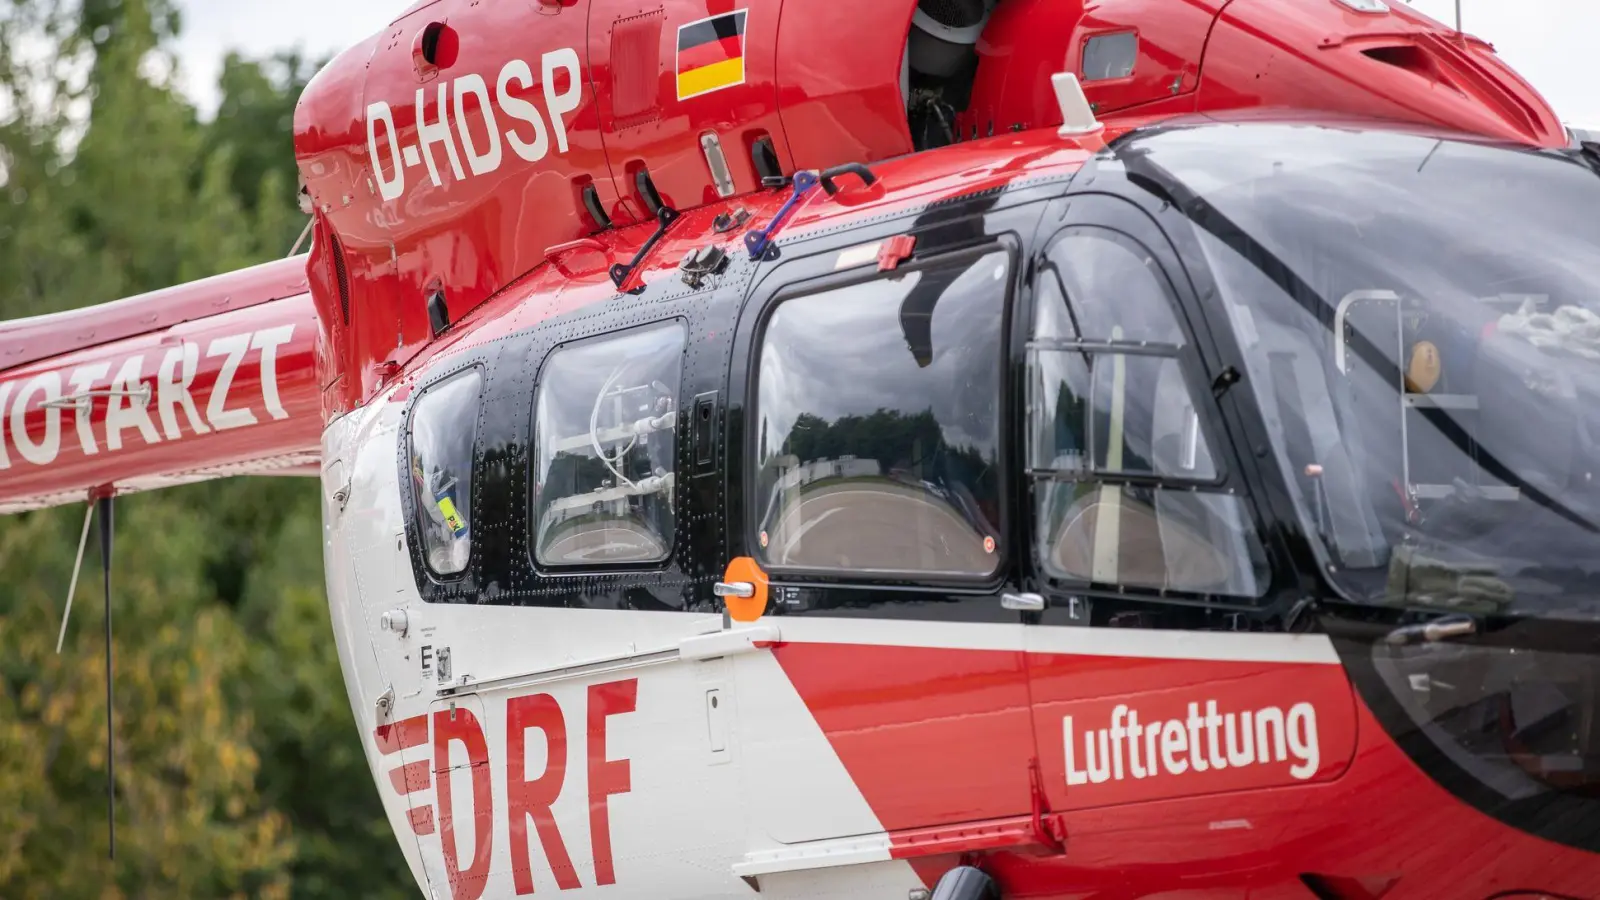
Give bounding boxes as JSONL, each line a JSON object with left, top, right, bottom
{"left": 0, "top": 502, "right": 294, "bottom": 899}
{"left": 0, "top": 0, "right": 413, "bottom": 896}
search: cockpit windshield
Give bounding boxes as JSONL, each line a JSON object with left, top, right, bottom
{"left": 1139, "top": 123, "right": 1600, "bottom": 620}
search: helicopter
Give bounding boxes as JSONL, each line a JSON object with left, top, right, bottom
{"left": 3, "top": 0, "right": 1600, "bottom": 897}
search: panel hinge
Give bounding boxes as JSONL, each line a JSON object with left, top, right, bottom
{"left": 1028, "top": 757, "right": 1068, "bottom": 855}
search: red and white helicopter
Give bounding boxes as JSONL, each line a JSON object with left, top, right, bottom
{"left": 5, "top": 0, "right": 1600, "bottom": 897}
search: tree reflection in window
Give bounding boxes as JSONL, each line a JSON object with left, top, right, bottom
{"left": 754, "top": 249, "right": 1007, "bottom": 578}
{"left": 534, "top": 322, "right": 685, "bottom": 567}
{"left": 409, "top": 369, "right": 483, "bottom": 577}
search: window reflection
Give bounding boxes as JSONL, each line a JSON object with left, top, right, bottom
{"left": 1039, "top": 482, "right": 1268, "bottom": 596}
{"left": 1046, "top": 228, "right": 1186, "bottom": 346}
{"left": 1029, "top": 349, "right": 1216, "bottom": 481}
{"left": 534, "top": 322, "right": 684, "bottom": 567}
{"left": 1164, "top": 126, "right": 1600, "bottom": 615}
{"left": 410, "top": 369, "right": 483, "bottom": 577}
{"left": 1029, "top": 229, "right": 1267, "bottom": 597}
{"left": 754, "top": 250, "right": 1007, "bottom": 577}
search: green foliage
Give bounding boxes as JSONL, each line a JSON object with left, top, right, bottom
{"left": 0, "top": 1, "right": 413, "bottom": 896}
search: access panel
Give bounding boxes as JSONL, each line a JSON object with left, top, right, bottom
{"left": 586, "top": 0, "right": 788, "bottom": 219}
{"left": 962, "top": 0, "right": 1225, "bottom": 134}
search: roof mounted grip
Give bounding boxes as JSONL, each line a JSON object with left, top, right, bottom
{"left": 819, "top": 163, "right": 877, "bottom": 196}
{"left": 745, "top": 170, "right": 819, "bottom": 261}
{"left": 546, "top": 238, "right": 611, "bottom": 278}
{"left": 609, "top": 205, "right": 681, "bottom": 293}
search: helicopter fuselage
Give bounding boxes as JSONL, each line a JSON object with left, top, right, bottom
{"left": 322, "top": 117, "right": 1600, "bottom": 897}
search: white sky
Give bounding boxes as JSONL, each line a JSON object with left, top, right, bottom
{"left": 171, "top": 0, "right": 399, "bottom": 113}
{"left": 170, "top": 0, "right": 1599, "bottom": 124}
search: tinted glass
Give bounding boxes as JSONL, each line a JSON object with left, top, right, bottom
{"left": 1037, "top": 481, "right": 1268, "bottom": 596}
{"left": 1145, "top": 123, "right": 1600, "bottom": 618}
{"left": 753, "top": 250, "right": 1007, "bottom": 577}
{"left": 534, "top": 321, "right": 684, "bottom": 567}
{"left": 1045, "top": 228, "right": 1186, "bottom": 345}
{"left": 1028, "top": 349, "right": 1217, "bottom": 480}
{"left": 410, "top": 369, "right": 482, "bottom": 577}
{"left": 1082, "top": 31, "right": 1137, "bottom": 81}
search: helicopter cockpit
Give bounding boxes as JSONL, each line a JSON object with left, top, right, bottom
{"left": 1143, "top": 123, "right": 1600, "bottom": 619}
{"left": 1125, "top": 121, "right": 1600, "bottom": 843}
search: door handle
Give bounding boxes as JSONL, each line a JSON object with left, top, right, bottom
{"left": 1385, "top": 614, "right": 1477, "bottom": 646}
{"left": 715, "top": 581, "right": 755, "bottom": 599}
{"left": 1002, "top": 592, "right": 1046, "bottom": 612}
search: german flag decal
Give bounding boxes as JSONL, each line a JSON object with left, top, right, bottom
{"left": 676, "top": 10, "right": 748, "bottom": 101}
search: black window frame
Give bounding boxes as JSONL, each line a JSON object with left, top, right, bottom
{"left": 743, "top": 238, "right": 1019, "bottom": 589}
{"left": 402, "top": 362, "right": 488, "bottom": 587}
{"left": 527, "top": 316, "right": 691, "bottom": 577}
{"left": 1023, "top": 216, "right": 1275, "bottom": 606}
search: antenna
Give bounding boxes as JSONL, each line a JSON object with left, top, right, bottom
{"left": 51, "top": 492, "right": 115, "bottom": 858}
{"left": 1050, "top": 72, "right": 1104, "bottom": 139}
{"left": 98, "top": 494, "right": 115, "bottom": 860}
{"left": 55, "top": 501, "right": 95, "bottom": 654}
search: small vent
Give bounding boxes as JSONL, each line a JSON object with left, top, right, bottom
{"left": 610, "top": 9, "right": 664, "bottom": 128}
{"left": 329, "top": 231, "right": 351, "bottom": 325}
{"left": 1362, "top": 44, "right": 1447, "bottom": 84}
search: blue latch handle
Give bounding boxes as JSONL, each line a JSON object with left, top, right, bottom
{"left": 745, "top": 171, "right": 820, "bottom": 261}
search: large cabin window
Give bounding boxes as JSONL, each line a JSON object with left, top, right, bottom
{"left": 534, "top": 321, "right": 685, "bottom": 567}
{"left": 1028, "top": 227, "right": 1269, "bottom": 597}
{"left": 409, "top": 368, "right": 484, "bottom": 578}
{"left": 752, "top": 247, "right": 1007, "bottom": 579}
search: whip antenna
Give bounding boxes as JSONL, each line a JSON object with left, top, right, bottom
{"left": 55, "top": 501, "right": 95, "bottom": 654}
{"left": 98, "top": 494, "right": 115, "bottom": 860}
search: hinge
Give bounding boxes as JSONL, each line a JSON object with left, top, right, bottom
{"left": 1028, "top": 757, "right": 1068, "bottom": 855}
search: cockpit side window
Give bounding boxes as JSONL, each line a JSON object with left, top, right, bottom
{"left": 751, "top": 246, "right": 1008, "bottom": 580}
{"left": 533, "top": 321, "right": 685, "bottom": 568}
{"left": 1029, "top": 227, "right": 1269, "bottom": 598}
{"left": 409, "top": 368, "right": 484, "bottom": 579}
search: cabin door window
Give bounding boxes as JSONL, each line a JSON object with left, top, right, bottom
{"left": 1026, "top": 226, "right": 1269, "bottom": 598}
{"left": 408, "top": 367, "right": 485, "bottom": 578}
{"left": 533, "top": 320, "right": 686, "bottom": 568}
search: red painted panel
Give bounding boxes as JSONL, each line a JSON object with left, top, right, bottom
{"left": 963, "top": 0, "right": 1221, "bottom": 136}
{"left": 929, "top": 696, "right": 1600, "bottom": 898}
{"left": 775, "top": 0, "right": 917, "bottom": 172}
{"left": 0, "top": 256, "right": 310, "bottom": 374}
{"left": 1197, "top": 0, "right": 1566, "bottom": 149}
{"left": 0, "top": 290, "right": 321, "bottom": 513}
{"left": 771, "top": 642, "right": 1036, "bottom": 833}
{"left": 1024, "top": 652, "right": 1359, "bottom": 814}
{"left": 782, "top": 644, "right": 1600, "bottom": 898}
{"left": 375, "top": 714, "right": 431, "bottom": 757}
{"left": 298, "top": 0, "right": 625, "bottom": 410}
{"left": 389, "top": 759, "right": 433, "bottom": 794}
{"left": 589, "top": 1, "right": 785, "bottom": 215}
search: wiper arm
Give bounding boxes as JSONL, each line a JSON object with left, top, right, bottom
{"left": 1385, "top": 613, "right": 1478, "bottom": 646}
